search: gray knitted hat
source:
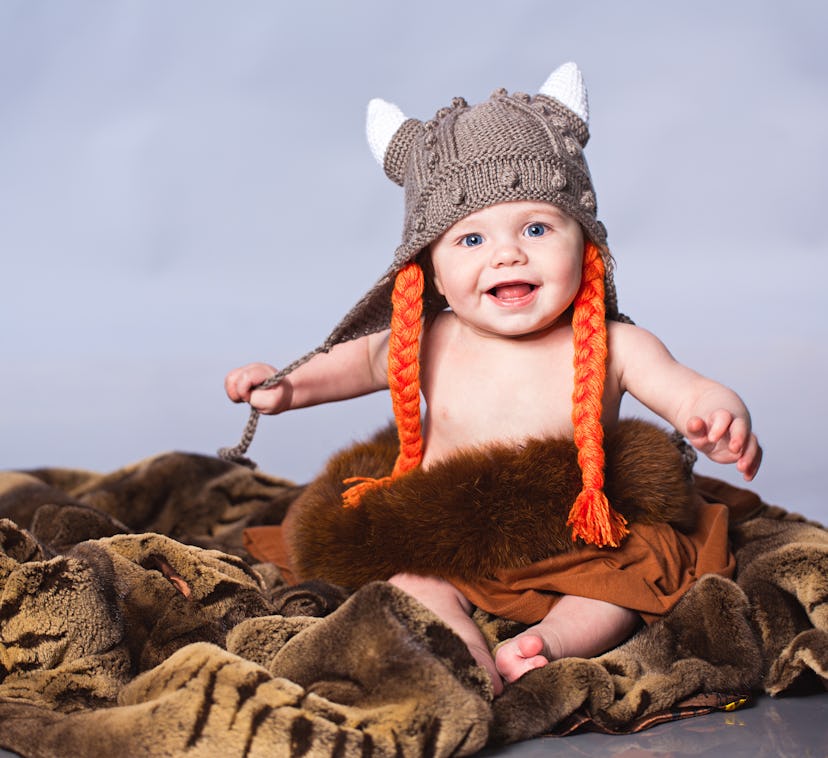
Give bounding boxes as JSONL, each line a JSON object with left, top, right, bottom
{"left": 327, "top": 61, "right": 618, "bottom": 348}
{"left": 220, "top": 62, "right": 620, "bottom": 465}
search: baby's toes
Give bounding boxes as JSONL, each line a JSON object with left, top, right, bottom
{"left": 495, "top": 635, "right": 549, "bottom": 683}
{"left": 515, "top": 633, "right": 545, "bottom": 659}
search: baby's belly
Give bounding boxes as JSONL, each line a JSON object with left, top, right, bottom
{"left": 422, "top": 415, "right": 571, "bottom": 468}
{"left": 421, "top": 404, "right": 622, "bottom": 468}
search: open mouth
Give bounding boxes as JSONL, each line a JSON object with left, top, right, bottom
{"left": 488, "top": 283, "right": 537, "bottom": 301}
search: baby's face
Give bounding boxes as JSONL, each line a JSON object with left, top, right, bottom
{"left": 429, "top": 200, "right": 584, "bottom": 338}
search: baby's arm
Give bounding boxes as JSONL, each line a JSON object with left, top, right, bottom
{"left": 610, "top": 322, "right": 762, "bottom": 480}
{"left": 225, "top": 329, "right": 391, "bottom": 415}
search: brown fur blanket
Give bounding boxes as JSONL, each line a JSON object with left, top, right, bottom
{"left": 0, "top": 443, "right": 826, "bottom": 756}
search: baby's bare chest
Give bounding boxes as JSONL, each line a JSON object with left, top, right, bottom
{"left": 422, "top": 339, "right": 578, "bottom": 450}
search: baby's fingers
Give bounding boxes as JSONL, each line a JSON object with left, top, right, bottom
{"left": 225, "top": 363, "right": 278, "bottom": 403}
{"left": 706, "top": 409, "right": 735, "bottom": 443}
{"left": 224, "top": 369, "right": 249, "bottom": 403}
{"left": 737, "top": 435, "right": 763, "bottom": 481}
{"left": 685, "top": 416, "right": 710, "bottom": 444}
{"left": 249, "top": 379, "right": 294, "bottom": 415}
{"left": 726, "top": 416, "right": 749, "bottom": 454}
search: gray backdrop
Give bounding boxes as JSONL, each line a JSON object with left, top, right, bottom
{"left": 2, "top": 1, "right": 826, "bottom": 520}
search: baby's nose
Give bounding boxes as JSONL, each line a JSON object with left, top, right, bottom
{"left": 491, "top": 243, "right": 528, "bottom": 266}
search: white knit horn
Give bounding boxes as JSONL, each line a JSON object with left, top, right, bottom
{"left": 539, "top": 62, "right": 589, "bottom": 126}
{"left": 366, "top": 98, "right": 408, "bottom": 166}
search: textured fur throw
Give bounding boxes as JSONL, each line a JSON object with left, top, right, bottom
{"left": 291, "top": 418, "right": 697, "bottom": 586}
{"left": 0, "top": 450, "right": 826, "bottom": 756}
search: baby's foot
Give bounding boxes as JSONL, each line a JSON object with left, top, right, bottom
{"left": 494, "top": 633, "right": 552, "bottom": 683}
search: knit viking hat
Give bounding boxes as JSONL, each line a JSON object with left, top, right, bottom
{"left": 220, "top": 63, "right": 629, "bottom": 548}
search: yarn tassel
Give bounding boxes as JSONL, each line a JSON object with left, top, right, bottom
{"left": 341, "top": 475, "right": 394, "bottom": 508}
{"left": 566, "top": 487, "right": 628, "bottom": 548}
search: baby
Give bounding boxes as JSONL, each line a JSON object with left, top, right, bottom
{"left": 224, "top": 64, "right": 761, "bottom": 694}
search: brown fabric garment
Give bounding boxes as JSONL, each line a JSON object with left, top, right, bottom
{"left": 244, "top": 522, "right": 297, "bottom": 585}
{"left": 284, "top": 420, "right": 701, "bottom": 587}
{"left": 693, "top": 473, "right": 765, "bottom": 523}
{"left": 451, "top": 498, "right": 733, "bottom": 624}
{"left": 244, "top": 501, "right": 733, "bottom": 625}
{"left": 244, "top": 421, "right": 734, "bottom": 625}
{"left": 450, "top": 474, "right": 763, "bottom": 625}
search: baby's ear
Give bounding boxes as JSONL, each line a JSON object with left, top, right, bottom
{"left": 366, "top": 98, "right": 422, "bottom": 186}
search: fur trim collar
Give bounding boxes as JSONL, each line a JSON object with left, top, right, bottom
{"left": 290, "top": 419, "right": 696, "bottom": 588}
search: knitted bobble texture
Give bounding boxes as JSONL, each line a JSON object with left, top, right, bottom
{"left": 342, "top": 263, "right": 424, "bottom": 507}
{"left": 567, "top": 242, "right": 629, "bottom": 547}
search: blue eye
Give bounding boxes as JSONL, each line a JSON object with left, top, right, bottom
{"left": 461, "top": 233, "right": 484, "bottom": 247}
{"left": 525, "top": 223, "right": 546, "bottom": 237}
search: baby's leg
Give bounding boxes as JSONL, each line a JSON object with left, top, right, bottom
{"left": 495, "top": 594, "right": 640, "bottom": 683}
{"left": 388, "top": 573, "right": 503, "bottom": 695}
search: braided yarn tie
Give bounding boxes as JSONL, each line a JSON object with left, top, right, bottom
{"left": 217, "top": 408, "right": 261, "bottom": 469}
{"left": 217, "top": 353, "right": 321, "bottom": 469}
{"left": 342, "top": 263, "right": 424, "bottom": 507}
{"left": 567, "top": 241, "right": 629, "bottom": 547}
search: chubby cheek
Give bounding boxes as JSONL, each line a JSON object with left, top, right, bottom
{"left": 422, "top": 250, "right": 443, "bottom": 297}
{"left": 567, "top": 268, "right": 584, "bottom": 299}
{"left": 558, "top": 256, "right": 585, "bottom": 298}
{"left": 428, "top": 251, "right": 445, "bottom": 296}
{"left": 430, "top": 256, "right": 472, "bottom": 303}
{"left": 431, "top": 268, "right": 446, "bottom": 297}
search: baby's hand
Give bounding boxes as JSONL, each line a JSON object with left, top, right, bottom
{"left": 685, "top": 410, "right": 762, "bottom": 481}
{"left": 224, "top": 362, "right": 291, "bottom": 415}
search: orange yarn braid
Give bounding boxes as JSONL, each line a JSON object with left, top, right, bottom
{"left": 567, "top": 241, "right": 629, "bottom": 547}
{"left": 341, "top": 262, "right": 424, "bottom": 507}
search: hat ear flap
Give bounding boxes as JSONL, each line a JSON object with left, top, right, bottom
{"left": 366, "top": 98, "right": 423, "bottom": 186}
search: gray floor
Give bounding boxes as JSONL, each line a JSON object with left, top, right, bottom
{"left": 1, "top": 693, "right": 824, "bottom": 757}
{"left": 479, "top": 693, "right": 828, "bottom": 757}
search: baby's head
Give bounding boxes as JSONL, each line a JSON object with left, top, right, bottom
{"left": 366, "top": 62, "right": 618, "bottom": 322}
{"left": 337, "top": 64, "right": 630, "bottom": 547}
{"left": 326, "top": 63, "right": 620, "bottom": 349}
